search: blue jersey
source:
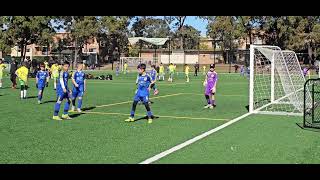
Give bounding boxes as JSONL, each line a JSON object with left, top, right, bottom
{"left": 72, "top": 70, "right": 85, "bottom": 86}
{"left": 149, "top": 69, "right": 157, "bottom": 81}
{"left": 57, "top": 71, "right": 69, "bottom": 94}
{"left": 135, "top": 73, "right": 152, "bottom": 96}
{"left": 36, "top": 70, "right": 49, "bottom": 87}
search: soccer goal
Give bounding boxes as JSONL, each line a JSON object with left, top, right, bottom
{"left": 120, "top": 57, "right": 153, "bottom": 72}
{"left": 249, "top": 45, "right": 312, "bottom": 116}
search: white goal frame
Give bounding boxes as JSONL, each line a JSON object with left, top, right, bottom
{"left": 249, "top": 45, "right": 311, "bottom": 116}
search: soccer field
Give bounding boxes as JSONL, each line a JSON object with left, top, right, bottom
{"left": 0, "top": 71, "right": 320, "bottom": 164}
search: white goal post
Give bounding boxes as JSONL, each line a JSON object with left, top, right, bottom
{"left": 249, "top": 45, "right": 312, "bottom": 116}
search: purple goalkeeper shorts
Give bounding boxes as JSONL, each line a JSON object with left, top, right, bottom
{"left": 205, "top": 84, "right": 214, "bottom": 95}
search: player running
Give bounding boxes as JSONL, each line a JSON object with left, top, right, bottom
{"left": 150, "top": 65, "right": 159, "bottom": 96}
{"left": 52, "top": 61, "right": 72, "bottom": 120}
{"left": 125, "top": 63, "right": 154, "bottom": 124}
{"left": 36, "top": 63, "right": 49, "bottom": 104}
{"left": 123, "top": 61, "right": 128, "bottom": 74}
{"left": 203, "top": 64, "right": 218, "bottom": 109}
{"left": 0, "top": 59, "right": 6, "bottom": 88}
{"left": 116, "top": 62, "right": 120, "bottom": 76}
{"left": 15, "top": 62, "right": 29, "bottom": 99}
{"left": 202, "top": 65, "right": 206, "bottom": 75}
{"left": 70, "top": 63, "right": 86, "bottom": 113}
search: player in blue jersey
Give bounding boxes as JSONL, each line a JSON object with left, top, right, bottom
{"left": 70, "top": 63, "right": 86, "bottom": 113}
{"left": 149, "top": 65, "right": 159, "bottom": 95}
{"left": 125, "top": 63, "right": 154, "bottom": 124}
{"left": 36, "top": 63, "right": 49, "bottom": 104}
{"left": 52, "top": 61, "right": 72, "bottom": 120}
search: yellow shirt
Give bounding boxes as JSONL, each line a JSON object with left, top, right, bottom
{"left": 159, "top": 65, "right": 164, "bottom": 73}
{"left": 0, "top": 64, "right": 6, "bottom": 74}
{"left": 124, "top": 63, "right": 128, "bottom": 69}
{"left": 169, "top": 65, "right": 175, "bottom": 73}
{"left": 16, "top": 66, "right": 29, "bottom": 82}
{"left": 203, "top": 66, "right": 206, "bottom": 70}
{"left": 50, "top": 64, "right": 60, "bottom": 77}
{"left": 185, "top": 66, "right": 190, "bottom": 74}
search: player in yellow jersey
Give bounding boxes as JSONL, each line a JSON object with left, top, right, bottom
{"left": 123, "top": 61, "right": 128, "bottom": 74}
{"left": 0, "top": 59, "right": 7, "bottom": 88}
{"left": 185, "top": 64, "right": 190, "bottom": 82}
{"left": 168, "top": 63, "right": 175, "bottom": 82}
{"left": 50, "top": 61, "right": 60, "bottom": 90}
{"left": 203, "top": 65, "right": 206, "bottom": 75}
{"left": 15, "top": 62, "right": 29, "bottom": 99}
{"left": 159, "top": 63, "right": 165, "bottom": 81}
{"left": 44, "top": 60, "right": 49, "bottom": 71}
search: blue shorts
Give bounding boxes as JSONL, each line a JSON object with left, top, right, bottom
{"left": 38, "top": 85, "right": 45, "bottom": 91}
{"left": 72, "top": 87, "right": 84, "bottom": 98}
{"left": 134, "top": 93, "right": 149, "bottom": 103}
{"left": 57, "top": 91, "right": 71, "bottom": 101}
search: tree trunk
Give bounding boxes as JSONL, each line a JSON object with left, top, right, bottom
{"left": 180, "top": 35, "right": 183, "bottom": 50}
{"left": 308, "top": 42, "right": 313, "bottom": 65}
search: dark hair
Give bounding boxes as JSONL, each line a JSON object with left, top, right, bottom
{"left": 63, "top": 61, "right": 70, "bottom": 65}
{"left": 138, "top": 63, "right": 146, "bottom": 70}
{"left": 151, "top": 65, "right": 155, "bottom": 68}
{"left": 39, "top": 62, "right": 45, "bottom": 67}
{"left": 210, "top": 64, "right": 215, "bottom": 69}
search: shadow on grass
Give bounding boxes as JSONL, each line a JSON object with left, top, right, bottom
{"left": 42, "top": 100, "right": 56, "bottom": 104}
{"left": 82, "top": 106, "right": 96, "bottom": 111}
{"left": 134, "top": 115, "right": 160, "bottom": 122}
{"left": 26, "top": 96, "right": 37, "bottom": 99}
{"left": 69, "top": 113, "right": 83, "bottom": 118}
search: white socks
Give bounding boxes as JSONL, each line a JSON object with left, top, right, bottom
{"left": 0, "top": 82, "right": 2, "bottom": 88}
{"left": 21, "top": 90, "right": 27, "bottom": 98}
{"left": 21, "top": 91, "right": 24, "bottom": 99}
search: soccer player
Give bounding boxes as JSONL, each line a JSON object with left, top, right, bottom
{"left": 168, "top": 63, "right": 175, "bottom": 82}
{"left": 202, "top": 65, "right": 206, "bottom": 75}
{"left": 125, "top": 63, "right": 154, "bottom": 124}
{"left": 50, "top": 61, "right": 60, "bottom": 90}
{"left": 203, "top": 64, "right": 218, "bottom": 109}
{"left": 36, "top": 63, "right": 49, "bottom": 104}
{"left": 240, "top": 65, "right": 245, "bottom": 76}
{"left": 15, "top": 62, "right": 29, "bottom": 99}
{"left": 123, "top": 61, "right": 128, "bottom": 74}
{"left": 70, "top": 63, "right": 86, "bottom": 113}
{"left": 303, "top": 66, "right": 311, "bottom": 79}
{"left": 52, "top": 61, "right": 72, "bottom": 120}
{"left": 0, "top": 59, "right": 6, "bottom": 88}
{"left": 159, "top": 63, "right": 165, "bottom": 81}
{"left": 44, "top": 60, "right": 49, "bottom": 71}
{"left": 185, "top": 64, "right": 190, "bottom": 82}
{"left": 150, "top": 65, "right": 159, "bottom": 95}
{"left": 116, "top": 62, "right": 120, "bottom": 76}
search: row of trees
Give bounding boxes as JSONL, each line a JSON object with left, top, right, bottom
{"left": 1, "top": 16, "right": 320, "bottom": 64}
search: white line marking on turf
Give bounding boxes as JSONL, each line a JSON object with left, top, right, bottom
{"left": 82, "top": 111, "right": 229, "bottom": 121}
{"left": 139, "top": 112, "right": 252, "bottom": 164}
{"left": 95, "top": 93, "right": 184, "bottom": 108}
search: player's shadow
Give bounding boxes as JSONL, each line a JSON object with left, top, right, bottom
{"left": 42, "top": 100, "right": 56, "bottom": 104}
{"left": 26, "top": 96, "right": 37, "bottom": 99}
{"left": 69, "top": 113, "right": 83, "bottom": 118}
{"left": 245, "top": 105, "right": 249, "bottom": 112}
{"left": 134, "top": 115, "right": 159, "bottom": 122}
{"left": 0, "top": 87, "right": 12, "bottom": 89}
{"left": 82, "top": 106, "right": 96, "bottom": 111}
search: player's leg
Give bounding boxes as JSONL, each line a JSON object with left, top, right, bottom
{"left": 204, "top": 87, "right": 212, "bottom": 108}
{"left": 53, "top": 95, "right": 63, "bottom": 120}
{"left": 125, "top": 95, "right": 140, "bottom": 122}
{"left": 212, "top": 93, "right": 216, "bottom": 107}
{"left": 71, "top": 89, "right": 78, "bottom": 112}
{"left": 38, "top": 87, "right": 43, "bottom": 104}
{"left": 53, "top": 77, "right": 57, "bottom": 90}
{"left": 20, "top": 85, "right": 24, "bottom": 99}
{"left": 142, "top": 96, "right": 153, "bottom": 124}
{"left": 62, "top": 94, "right": 72, "bottom": 120}
{"left": 77, "top": 91, "right": 84, "bottom": 112}
{"left": 0, "top": 73, "right": 3, "bottom": 88}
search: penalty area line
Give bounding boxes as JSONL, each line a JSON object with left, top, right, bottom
{"left": 139, "top": 112, "right": 252, "bottom": 164}
{"left": 81, "top": 111, "right": 229, "bottom": 121}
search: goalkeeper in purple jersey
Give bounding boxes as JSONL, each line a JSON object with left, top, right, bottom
{"left": 203, "top": 64, "right": 218, "bottom": 109}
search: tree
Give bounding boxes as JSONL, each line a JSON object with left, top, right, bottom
{"left": 0, "top": 16, "right": 57, "bottom": 61}
{"left": 164, "top": 16, "right": 187, "bottom": 49}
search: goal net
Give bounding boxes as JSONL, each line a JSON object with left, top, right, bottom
{"left": 120, "top": 57, "right": 154, "bottom": 72}
{"left": 249, "top": 45, "right": 312, "bottom": 116}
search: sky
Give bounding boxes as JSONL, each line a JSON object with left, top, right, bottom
{"left": 56, "top": 16, "right": 209, "bottom": 36}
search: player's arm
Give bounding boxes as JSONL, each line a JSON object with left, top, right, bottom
{"left": 59, "top": 71, "right": 67, "bottom": 93}
{"left": 135, "top": 75, "right": 139, "bottom": 85}
{"left": 71, "top": 72, "right": 78, "bottom": 87}
{"left": 46, "top": 72, "right": 49, "bottom": 87}
{"left": 36, "top": 72, "right": 39, "bottom": 87}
